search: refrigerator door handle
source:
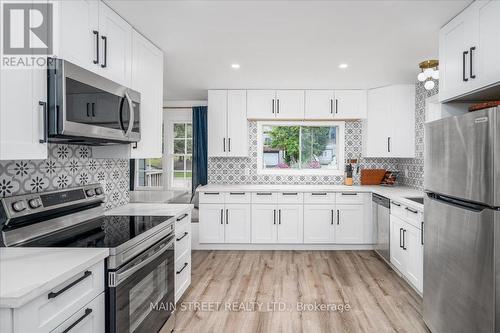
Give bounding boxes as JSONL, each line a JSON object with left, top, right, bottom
{"left": 426, "top": 192, "right": 489, "bottom": 212}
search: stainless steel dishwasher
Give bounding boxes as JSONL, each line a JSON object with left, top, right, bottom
{"left": 372, "top": 194, "right": 391, "bottom": 262}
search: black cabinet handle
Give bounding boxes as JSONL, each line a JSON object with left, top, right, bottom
{"left": 273, "top": 209, "right": 276, "bottom": 225}
{"left": 463, "top": 50, "right": 469, "bottom": 82}
{"left": 470, "top": 47, "right": 476, "bottom": 79}
{"left": 226, "top": 209, "right": 229, "bottom": 224}
{"left": 220, "top": 209, "right": 223, "bottom": 224}
{"left": 278, "top": 209, "right": 281, "bottom": 225}
{"left": 62, "top": 308, "right": 93, "bottom": 333}
{"left": 335, "top": 99, "right": 338, "bottom": 114}
{"left": 282, "top": 192, "right": 298, "bottom": 196}
{"left": 101, "top": 36, "right": 107, "bottom": 68}
{"left": 402, "top": 229, "right": 407, "bottom": 250}
{"left": 257, "top": 192, "right": 272, "bottom": 195}
{"left": 405, "top": 207, "right": 418, "bottom": 214}
{"left": 272, "top": 99, "right": 275, "bottom": 114}
{"left": 421, "top": 222, "right": 424, "bottom": 245}
{"left": 331, "top": 210, "right": 334, "bottom": 225}
{"left": 311, "top": 192, "right": 327, "bottom": 196}
{"left": 86, "top": 103, "right": 90, "bottom": 117}
{"left": 223, "top": 138, "right": 225, "bottom": 152}
{"left": 228, "top": 138, "right": 231, "bottom": 152}
{"left": 92, "top": 30, "right": 99, "bottom": 64}
{"left": 91, "top": 103, "right": 96, "bottom": 117}
{"left": 205, "top": 192, "right": 220, "bottom": 195}
{"left": 176, "top": 232, "right": 189, "bottom": 242}
{"left": 399, "top": 228, "right": 403, "bottom": 248}
{"left": 337, "top": 210, "right": 340, "bottom": 225}
{"left": 48, "top": 271, "right": 92, "bottom": 299}
{"left": 39, "top": 101, "right": 48, "bottom": 143}
{"left": 330, "top": 99, "right": 333, "bottom": 114}
{"left": 176, "top": 262, "right": 189, "bottom": 275}
{"left": 341, "top": 192, "right": 357, "bottom": 196}
{"left": 176, "top": 213, "right": 189, "bottom": 221}
{"left": 229, "top": 192, "right": 245, "bottom": 195}
{"left": 277, "top": 99, "right": 280, "bottom": 114}
{"left": 391, "top": 201, "right": 401, "bottom": 207}
{"left": 387, "top": 137, "right": 391, "bottom": 153}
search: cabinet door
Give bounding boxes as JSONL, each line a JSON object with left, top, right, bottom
{"left": 303, "top": 205, "right": 334, "bottom": 243}
{"left": 199, "top": 204, "right": 225, "bottom": 243}
{"left": 405, "top": 224, "right": 423, "bottom": 293}
{"left": 334, "top": 90, "right": 367, "bottom": 119}
{"left": 304, "top": 90, "right": 334, "bottom": 119}
{"left": 475, "top": 0, "right": 500, "bottom": 89}
{"left": 0, "top": 68, "right": 47, "bottom": 160}
{"left": 225, "top": 204, "right": 251, "bottom": 243}
{"left": 277, "top": 204, "right": 303, "bottom": 243}
{"left": 335, "top": 204, "right": 365, "bottom": 244}
{"left": 439, "top": 7, "right": 476, "bottom": 102}
{"left": 275, "top": 90, "right": 305, "bottom": 120}
{"left": 57, "top": 0, "right": 99, "bottom": 73}
{"left": 247, "top": 90, "right": 276, "bottom": 119}
{"left": 363, "top": 87, "right": 391, "bottom": 157}
{"left": 207, "top": 90, "right": 228, "bottom": 157}
{"left": 390, "top": 85, "right": 415, "bottom": 158}
{"left": 98, "top": 3, "right": 132, "bottom": 86}
{"left": 226, "top": 90, "right": 248, "bottom": 157}
{"left": 390, "top": 215, "right": 406, "bottom": 273}
{"left": 130, "top": 31, "right": 163, "bottom": 159}
{"left": 251, "top": 204, "right": 277, "bottom": 243}
{"left": 51, "top": 293, "right": 105, "bottom": 333}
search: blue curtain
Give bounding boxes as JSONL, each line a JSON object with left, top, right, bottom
{"left": 191, "top": 106, "right": 208, "bottom": 197}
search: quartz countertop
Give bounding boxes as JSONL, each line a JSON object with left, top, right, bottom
{"left": 0, "top": 248, "right": 109, "bottom": 308}
{"left": 129, "top": 190, "right": 188, "bottom": 203}
{"left": 197, "top": 184, "right": 424, "bottom": 211}
{"left": 106, "top": 203, "right": 194, "bottom": 217}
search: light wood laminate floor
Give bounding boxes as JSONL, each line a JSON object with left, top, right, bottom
{"left": 166, "top": 250, "right": 429, "bottom": 333}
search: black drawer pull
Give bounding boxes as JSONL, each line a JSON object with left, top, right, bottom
{"left": 311, "top": 193, "right": 327, "bottom": 196}
{"left": 391, "top": 202, "right": 401, "bottom": 207}
{"left": 256, "top": 192, "right": 272, "bottom": 195}
{"left": 62, "top": 308, "right": 92, "bottom": 333}
{"left": 282, "top": 192, "right": 298, "bottom": 196}
{"left": 204, "top": 192, "right": 220, "bottom": 195}
{"left": 341, "top": 192, "right": 357, "bottom": 196}
{"left": 176, "top": 262, "right": 189, "bottom": 274}
{"left": 230, "top": 192, "right": 246, "bottom": 195}
{"left": 176, "top": 232, "right": 189, "bottom": 242}
{"left": 405, "top": 207, "right": 418, "bottom": 214}
{"left": 421, "top": 222, "right": 424, "bottom": 245}
{"left": 48, "top": 271, "right": 92, "bottom": 299}
{"left": 176, "top": 213, "right": 189, "bottom": 222}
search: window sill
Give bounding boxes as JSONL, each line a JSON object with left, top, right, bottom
{"left": 256, "top": 168, "right": 344, "bottom": 176}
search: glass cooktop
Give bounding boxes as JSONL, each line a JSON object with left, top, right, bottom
{"left": 14, "top": 215, "right": 174, "bottom": 248}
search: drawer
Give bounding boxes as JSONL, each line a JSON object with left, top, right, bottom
{"left": 51, "top": 292, "right": 105, "bottom": 333}
{"left": 175, "top": 251, "right": 191, "bottom": 302}
{"left": 336, "top": 192, "right": 365, "bottom": 204}
{"left": 175, "top": 222, "right": 191, "bottom": 260}
{"left": 199, "top": 191, "right": 225, "bottom": 204}
{"left": 390, "top": 201, "right": 406, "bottom": 219}
{"left": 14, "top": 261, "right": 105, "bottom": 333}
{"left": 175, "top": 212, "right": 191, "bottom": 228}
{"left": 224, "top": 192, "right": 251, "bottom": 204}
{"left": 304, "top": 192, "right": 336, "bottom": 204}
{"left": 278, "top": 192, "right": 304, "bottom": 204}
{"left": 404, "top": 206, "right": 424, "bottom": 230}
{"left": 251, "top": 192, "right": 278, "bottom": 204}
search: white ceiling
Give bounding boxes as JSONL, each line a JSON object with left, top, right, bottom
{"left": 106, "top": 0, "right": 471, "bottom": 101}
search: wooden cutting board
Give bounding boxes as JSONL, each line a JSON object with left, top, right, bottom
{"left": 360, "top": 169, "right": 386, "bottom": 185}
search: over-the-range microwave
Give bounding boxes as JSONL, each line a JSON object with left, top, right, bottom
{"left": 46, "top": 58, "right": 141, "bottom": 145}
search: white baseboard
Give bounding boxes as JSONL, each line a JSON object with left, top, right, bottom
{"left": 190, "top": 223, "right": 376, "bottom": 251}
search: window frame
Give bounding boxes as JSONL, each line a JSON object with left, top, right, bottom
{"left": 256, "top": 120, "right": 345, "bottom": 176}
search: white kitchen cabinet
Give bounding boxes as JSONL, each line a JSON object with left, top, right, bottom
{"left": 303, "top": 205, "right": 335, "bottom": 243}
{"left": 208, "top": 90, "right": 247, "bottom": 157}
{"left": 251, "top": 204, "right": 277, "bottom": 243}
{"left": 98, "top": 3, "right": 132, "bottom": 86}
{"left": 225, "top": 204, "right": 251, "bottom": 243}
{"left": 175, "top": 213, "right": 191, "bottom": 302}
{"left": 390, "top": 215, "right": 406, "bottom": 273}
{"left": 130, "top": 30, "right": 163, "bottom": 159}
{"left": 51, "top": 293, "right": 105, "bottom": 333}
{"left": 335, "top": 204, "right": 365, "bottom": 244}
{"left": 199, "top": 204, "right": 225, "bottom": 243}
{"left": 439, "top": 0, "right": 500, "bottom": 102}
{"left": 363, "top": 84, "right": 415, "bottom": 158}
{"left": 247, "top": 90, "right": 304, "bottom": 120}
{"left": 276, "top": 204, "right": 303, "bottom": 243}
{"left": 305, "top": 90, "right": 366, "bottom": 119}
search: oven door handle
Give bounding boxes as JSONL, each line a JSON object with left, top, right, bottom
{"left": 111, "top": 237, "right": 174, "bottom": 286}
{"left": 124, "top": 91, "right": 134, "bottom": 137}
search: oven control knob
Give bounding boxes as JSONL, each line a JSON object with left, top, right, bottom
{"left": 85, "top": 189, "right": 96, "bottom": 197}
{"left": 95, "top": 187, "right": 103, "bottom": 195}
{"left": 11, "top": 200, "right": 27, "bottom": 212}
{"left": 28, "top": 198, "right": 42, "bottom": 209}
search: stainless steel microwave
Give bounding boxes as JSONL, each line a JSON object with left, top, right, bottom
{"left": 47, "top": 58, "right": 140, "bottom": 145}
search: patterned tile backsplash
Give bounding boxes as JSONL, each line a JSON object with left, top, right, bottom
{"left": 0, "top": 144, "right": 129, "bottom": 209}
{"left": 208, "top": 80, "right": 438, "bottom": 190}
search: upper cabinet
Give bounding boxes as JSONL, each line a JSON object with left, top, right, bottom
{"left": 439, "top": 0, "right": 500, "bottom": 102}
{"left": 305, "top": 90, "right": 367, "bottom": 119}
{"left": 130, "top": 31, "right": 164, "bottom": 159}
{"left": 363, "top": 84, "right": 415, "bottom": 158}
{"left": 208, "top": 90, "right": 248, "bottom": 157}
{"left": 247, "top": 90, "right": 304, "bottom": 120}
{"left": 55, "top": 0, "right": 132, "bottom": 86}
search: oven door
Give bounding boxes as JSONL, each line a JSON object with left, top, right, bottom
{"left": 108, "top": 235, "right": 175, "bottom": 333}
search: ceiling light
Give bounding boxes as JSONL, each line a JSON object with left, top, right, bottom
{"left": 418, "top": 60, "right": 439, "bottom": 90}
{"left": 338, "top": 63, "right": 348, "bottom": 69}
{"left": 231, "top": 63, "right": 240, "bottom": 69}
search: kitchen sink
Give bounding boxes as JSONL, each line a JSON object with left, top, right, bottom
{"left": 405, "top": 197, "right": 424, "bottom": 204}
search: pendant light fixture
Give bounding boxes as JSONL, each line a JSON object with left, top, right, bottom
{"left": 417, "top": 60, "right": 439, "bottom": 90}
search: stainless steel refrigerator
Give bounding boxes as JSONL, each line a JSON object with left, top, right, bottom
{"left": 423, "top": 107, "right": 500, "bottom": 333}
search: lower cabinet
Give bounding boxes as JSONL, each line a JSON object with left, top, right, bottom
{"left": 336, "top": 204, "right": 365, "bottom": 244}
{"left": 175, "top": 212, "right": 191, "bottom": 302}
{"left": 390, "top": 214, "right": 423, "bottom": 293}
{"left": 51, "top": 293, "right": 105, "bottom": 333}
{"left": 303, "top": 205, "right": 335, "bottom": 243}
{"left": 199, "top": 203, "right": 251, "bottom": 243}
{"left": 250, "top": 204, "right": 304, "bottom": 243}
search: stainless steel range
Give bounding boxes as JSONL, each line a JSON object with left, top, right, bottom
{"left": 0, "top": 185, "right": 176, "bottom": 333}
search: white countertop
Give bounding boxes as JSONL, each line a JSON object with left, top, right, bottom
{"left": 129, "top": 190, "right": 188, "bottom": 203}
{"left": 0, "top": 248, "right": 108, "bottom": 308}
{"left": 106, "top": 203, "right": 194, "bottom": 217}
{"left": 197, "top": 184, "right": 424, "bottom": 211}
